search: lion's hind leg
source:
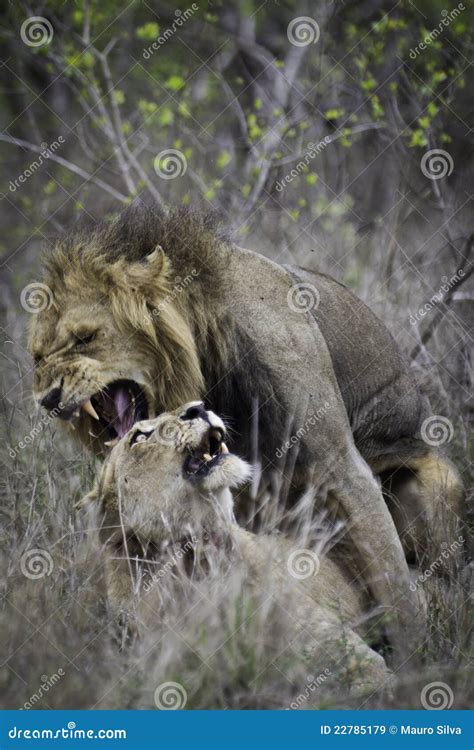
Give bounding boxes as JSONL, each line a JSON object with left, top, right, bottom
{"left": 380, "top": 451, "right": 463, "bottom": 570}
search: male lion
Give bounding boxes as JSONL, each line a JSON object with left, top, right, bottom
{"left": 82, "top": 402, "right": 393, "bottom": 697}
{"left": 29, "top": 205, "right": 460, "bottom": 644}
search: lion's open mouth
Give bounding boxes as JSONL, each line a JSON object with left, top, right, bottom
{"left": 184, "top": 427, "right": 228, "bottom": 479}
{"left": 87, "top": 380, "right": 148, "bottom": 444}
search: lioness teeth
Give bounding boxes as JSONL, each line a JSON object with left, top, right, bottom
{"left": 220, "top": 443, "right": 229, "bottom": 453}
{"left": 203, "top": 453, "right": 213, "bottom": 462}
{"left": 104, "top": 438, "right": 119, "bottom": 448}
{"left": 83, "top": 399, "right": 100, "bottom": 420}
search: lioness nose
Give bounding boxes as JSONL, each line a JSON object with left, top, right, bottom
{"left": 40, "top": 387, "right": 62, "bottom": 411}
{"left": 181, "top": 402, "right": 208, "bottom": 421}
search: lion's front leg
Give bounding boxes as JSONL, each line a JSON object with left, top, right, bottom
{"left": 292, "top": 598, "right": 393, "bottom": 701}
{"left": 103, "top": 551, "right": 142, "bottom": 646}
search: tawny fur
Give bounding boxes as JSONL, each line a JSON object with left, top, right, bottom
{"left": 29, "top": 204, "right": 460, "bottom": 648}
{"left": 82, "top": 405, "right": 394, "bottom": 697}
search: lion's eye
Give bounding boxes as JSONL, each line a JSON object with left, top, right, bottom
{"left": 74, "top": 332, "right": 96, "bottom": 348}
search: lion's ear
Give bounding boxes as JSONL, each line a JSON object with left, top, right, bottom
{"left": 144, "top": 245, "right": 167, "bottom": 275}
{"left": 110, "top": 245, "right": 169, "bottom": 292}
{"left": 145, "top": 245, "right": 164, "bottom": 264}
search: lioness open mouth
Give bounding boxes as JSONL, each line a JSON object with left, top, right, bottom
{"left": 83, "top": 380, "right": 148, "bottom": 445}
{"left": 184, "top": 427, "right": 228, "bottom": 479}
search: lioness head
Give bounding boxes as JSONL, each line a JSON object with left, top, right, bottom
{"left": 28, "top": 207, "right": 220, "bottom": 454}
{"left": 92, "top": 401, "right": 251, "bottom": 540}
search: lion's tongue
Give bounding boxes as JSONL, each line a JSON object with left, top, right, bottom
{"left": 113, "top": 386, "right": 135, "bottom": 438}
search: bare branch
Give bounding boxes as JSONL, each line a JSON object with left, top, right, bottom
{"left": 0, "top": 133, "right": 128, "bottom": 203}
{"left": 410, "top": 243, "right": 474, "bottom": 360}
{"left": 97, "top": 48, "right": 165, "bottom": 207}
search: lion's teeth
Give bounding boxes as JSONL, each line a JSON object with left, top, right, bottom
{"left": 73, "top": 408, "right": 80, "bottom": 418}
{"left": 104, "top": 439, "right": 119, "bottom": 448}
{"left": 82, "top": 399, "right": 100, "bottom": 420}
{"left": 220, "top": 443, "right": 229, "bottom": 453}
{"left": 203, "top": 453, "right": 213, "bottom": 462}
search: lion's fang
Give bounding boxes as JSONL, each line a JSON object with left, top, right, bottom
{"left": 82, "top": 399, "right": 100, "bottom": 420}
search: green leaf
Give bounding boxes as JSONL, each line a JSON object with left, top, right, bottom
{"left": 217, "top": 151, "right": 231, "bottom": 169}
{"left": 158, "top": 108, "right": 174, "bottom": 126}
{"left": 166, "top": 75, "right": 185, "bottom": 92}
{"left": 324, "top": 108, "right": 345, "bottom": 120}
{"left": 136, "top": 23, "right": 160, "bottom": 41}
{"left": 361, "top": 76, "right": 377, "bottom": 91}
{"left": 408, "top": 129, "right": 428, "bottom": 148}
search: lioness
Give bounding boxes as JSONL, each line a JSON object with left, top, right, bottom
{"left": 83, "top": 402, "right": 393, "bottom": 697}
{"left": 29, "top": 205, "right": 460, "bottom": 642}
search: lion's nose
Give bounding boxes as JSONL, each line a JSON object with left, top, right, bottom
{"left": 181, "top": 402, "right": 208, "bottom": 421}
{"left": 40, "top": 387, "right": 62, "bottom": 411}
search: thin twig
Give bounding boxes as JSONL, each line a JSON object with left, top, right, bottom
{"left": 0, "top": 133, "right": 128, "bottom": 202}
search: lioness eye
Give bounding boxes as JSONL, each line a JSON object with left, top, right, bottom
{"left": 130, "top": 431, "right": 150, "bottom": 446}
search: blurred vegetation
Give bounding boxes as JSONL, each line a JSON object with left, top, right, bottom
{"left": 0, "top": 0, "right": 472, "bottom": 246}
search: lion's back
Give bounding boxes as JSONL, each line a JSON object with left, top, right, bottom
{"left": 285, "top": 265, "right": 429, "bottom": 462}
